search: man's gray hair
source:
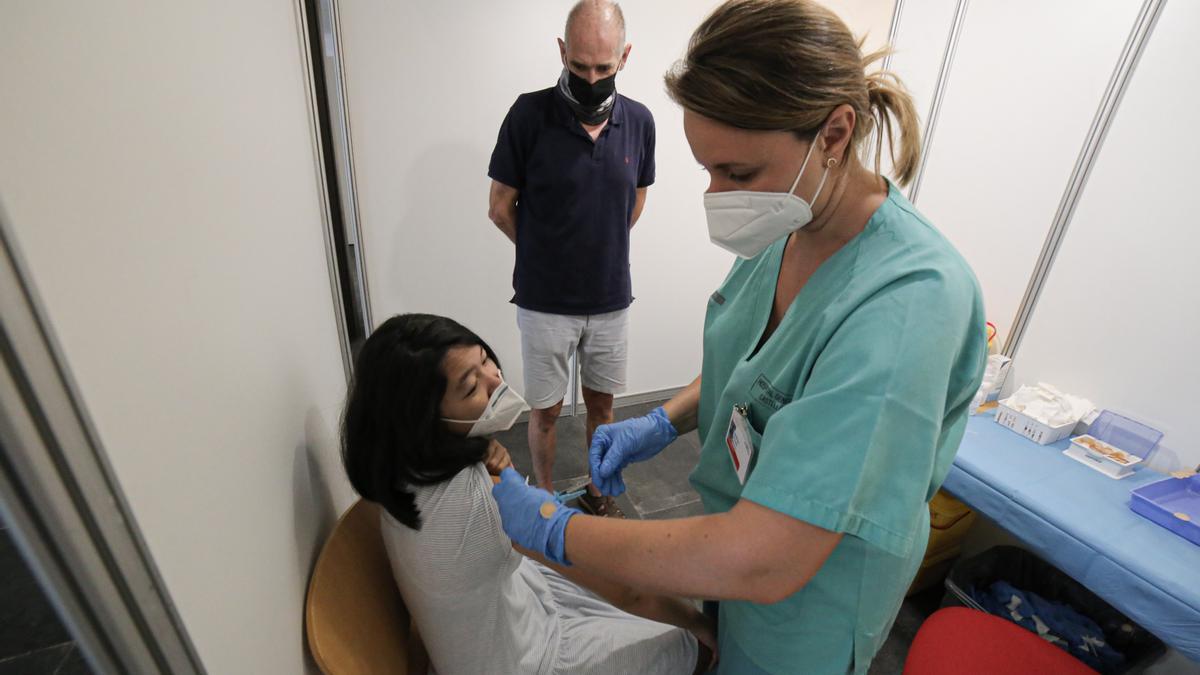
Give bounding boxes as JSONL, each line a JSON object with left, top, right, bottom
{"left": 564, "top": 0, "right": 626, "bottom": 49}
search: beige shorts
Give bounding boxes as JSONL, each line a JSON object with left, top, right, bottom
{"left": 515, "top": 307, "right": 629, "bottom": 409}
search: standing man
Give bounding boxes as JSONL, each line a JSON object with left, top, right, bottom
{"left": 487, "top": 0, "right": 654, "bottom": 518}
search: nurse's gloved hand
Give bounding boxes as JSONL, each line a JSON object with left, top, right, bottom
{"left": 491, "top": 467, "right": 579, "bottom": 566}
{"left": 589, "top": 406, "right": 678, "bottom": 496}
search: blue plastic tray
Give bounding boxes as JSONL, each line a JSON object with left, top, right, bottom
{"left": 1130, "top": 475, "right": 1200, "bottom": 546}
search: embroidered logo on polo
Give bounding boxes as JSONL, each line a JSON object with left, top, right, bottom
{"left": 750, "top": 374, "right": 789, "bottom": 411}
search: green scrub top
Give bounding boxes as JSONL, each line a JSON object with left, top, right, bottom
{"left": 691, "top": 183, "right": 987, "bottom": 674}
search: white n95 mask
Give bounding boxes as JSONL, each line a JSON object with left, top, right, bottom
{"left": 704, "top": 133, "right": 831, "bottom": 259}
{"left": 441, "top": 379, "right": 527, "bottom": 438}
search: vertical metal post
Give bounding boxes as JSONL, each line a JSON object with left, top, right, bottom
{"left": 307, "top": 0, "right": 374, "bottom": 357}
{"left": 868, "top": 0, "right": 902, "bottom": 170}
{"left": 881, "top": 0, "right": 905, "bottom": 72}
{"left": 1003, "top": 0, "right": 1166, "bottom": 358}
{"left": 907, "top": 0, "right": 970, "bottom": 204}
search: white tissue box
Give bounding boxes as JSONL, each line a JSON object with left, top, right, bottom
{"left": 995, "top": 402, "right": 1076, "bottom": 445}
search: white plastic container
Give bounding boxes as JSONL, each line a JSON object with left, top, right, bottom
{"left": 1063, "top": 434, "right": 1144, "bottom": 479}
{"left": 994, "top": 402, "right": 1076, "bottom": 445}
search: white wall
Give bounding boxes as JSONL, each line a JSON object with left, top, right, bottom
{"left": 1, "top": 0, "right": 1193, "bottom": 671}
{"left": 902, "top": 0, "right": 1143, "bottom": 344}
{"left": 1010, "top": 0, "right": 1200, "bottom": 474}
{"left": 339, "top": 0, "right": 895, "bottom": 400}
{"left": 824, "top": 0, "right": 896, "bottom": 56}
{"left": 0, "top": 3, "right": 354, "bottom": 673}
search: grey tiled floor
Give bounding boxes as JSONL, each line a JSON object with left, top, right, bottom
{"left": 494, "top": 400, "right": 706, "bottom": 520}
{"left": 494, "top": 399, "right": 939, "bottom": 674}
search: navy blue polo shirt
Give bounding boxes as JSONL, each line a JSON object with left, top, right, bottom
{"left": 488, "top": 87, "right": 655, "bottom": 315}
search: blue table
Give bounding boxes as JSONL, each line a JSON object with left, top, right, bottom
{"left": 943, "top": 413, "right": 1200, "bottom": 661}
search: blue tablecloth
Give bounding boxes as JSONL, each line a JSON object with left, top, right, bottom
{"left": 943, "top": 413, "right": 1200, "bottom": 661}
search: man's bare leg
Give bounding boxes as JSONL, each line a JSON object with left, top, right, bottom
{"left": 528, "top": 399, "right": 565, "bottom": 492}
{"left": 581, "top": 386, "right": 615, "bottom": 497}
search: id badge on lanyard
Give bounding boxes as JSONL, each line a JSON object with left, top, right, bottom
{"left": 725, "top": 403, "right": 755, "bottom": 485}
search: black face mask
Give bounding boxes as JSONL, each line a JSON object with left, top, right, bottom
{"left": 567, "top": 70, "right": 616, "bottom": 107}
{"left": 557, "top": 68, "right": 617, "bottom": 125}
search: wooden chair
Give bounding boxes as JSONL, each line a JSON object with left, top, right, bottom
{"left": 306, "top": 500, "right": 430, "bottom": 675}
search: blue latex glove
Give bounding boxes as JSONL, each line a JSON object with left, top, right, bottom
{"left": 491, "top": 467, "right": 579, "bottom": 565}
{"left": 589, "top": 406, "right": 678, "bottom": 496}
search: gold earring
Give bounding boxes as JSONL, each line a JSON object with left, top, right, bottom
{"left": 826, "top": 157, "right": 837, "bottom": 168}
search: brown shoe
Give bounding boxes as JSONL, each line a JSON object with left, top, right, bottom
{"left": 577, "top": 492, "right": 626, "bottom": 519}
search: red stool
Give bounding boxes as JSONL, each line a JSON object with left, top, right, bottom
{"left": 903, "top": 607, "right": 1099, "bottom": 675}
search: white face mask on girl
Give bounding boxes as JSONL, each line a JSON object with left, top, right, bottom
{"left": 441, "top": 379, "right": 527, "bottom": 438}
{"left": 703, "top": 133, "right": 832, "bottom": 259}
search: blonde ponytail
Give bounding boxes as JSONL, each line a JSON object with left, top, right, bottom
{"left": 863, "top": 48, "right": 922, "bottom": 186}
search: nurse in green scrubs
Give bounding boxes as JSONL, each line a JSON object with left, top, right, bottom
{"left": 490, "top": 1, "right": 987, "bottom": 672}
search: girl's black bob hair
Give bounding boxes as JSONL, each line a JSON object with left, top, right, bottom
{"left": 341, "top": 313, "right": 499, "bottom": 529}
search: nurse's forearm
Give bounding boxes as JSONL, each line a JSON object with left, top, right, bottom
{"left": 566, "top": 513, "right": 736, "bottom": 599}
{"left": 563, "top": 499, "right": 839, "bottom": 604}
{"left": 662, "top": 375, "right": 701, "bottom": 434}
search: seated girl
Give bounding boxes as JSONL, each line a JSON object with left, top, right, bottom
{"left": 341, "top": 313, "right": 715, "bottom": 674}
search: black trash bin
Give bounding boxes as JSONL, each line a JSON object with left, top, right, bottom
{"left": 942, "top": 546, "right": 1165, "bottom": 674}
